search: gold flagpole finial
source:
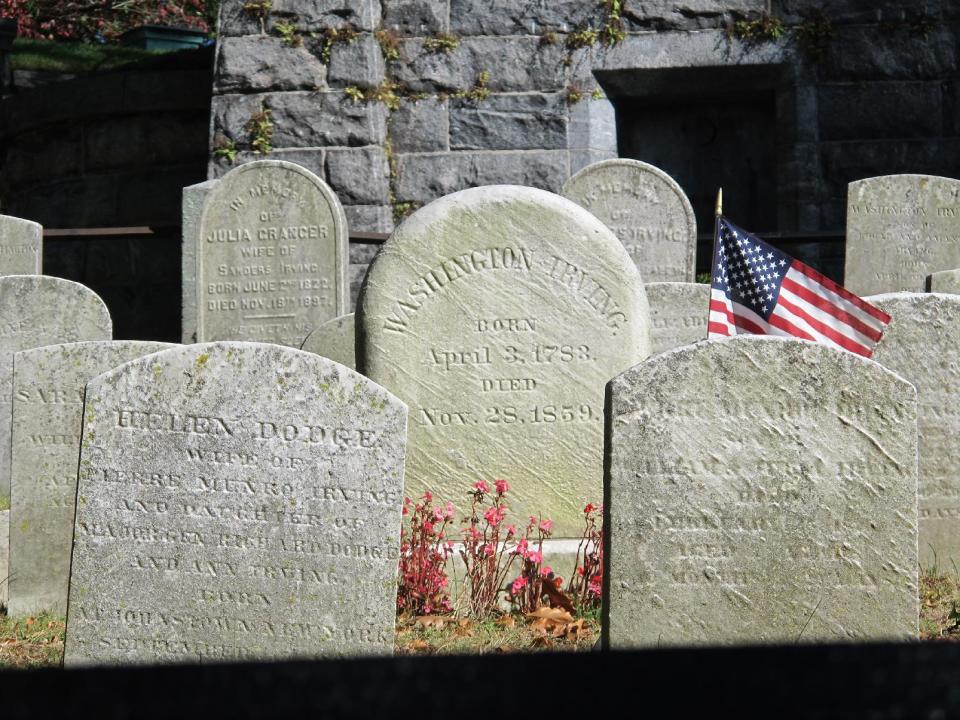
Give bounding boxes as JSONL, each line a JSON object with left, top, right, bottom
{"left": 715, "top": 188, "right": 723, "bottom": 219}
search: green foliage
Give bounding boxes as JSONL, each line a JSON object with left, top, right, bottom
{"left": 241, "top": 0, "right": 271, "bottom": 28}
{"left": 455, "top": 70, "right": 491, "bottom": 103}
{"left": 273, "top": 20, "right": 301, "bottom": 47}
{"left": 795, "top": 10, "right": 834, "bottom": 62}
{"left": 344, "top": 85, "right": 364, "bottom": 103}
{"left": 565, "top": 84, "right": 585, "bottom": 105}
{"left": 566, "top": 27, "right": 599, "bottom": 50}
{"left": 539, "top": 31, "right": 558, "bottom": 46}
{"left": 245, "top": 107, "right": 273, "bottom": 155}
{"left": 0, "top": 612, "right": 65, "bottom": 668}
{"left": 600, "top": 0, "right": 626, "bottom": 46}
{"left": 392, "top": 201, "right": 419, "bottom": 222}
{"left": 375, "top": 28, "right": 402, "bottom": 61}
{"left": 8, "top": 38, "right": 161, "bottom": 73}
{"left": 319, "top": 24, "right": 358, "bottom": 64}
{"left": 590, "top": 87, "right": 604, "bottom": 100}
{"left": 422, "top": 32, "right": 460, "bottom": 54}
{"left": 730, "top": 12, "right": 786, "bottom": 43}
{"left": 696, "top": 272, "right": 712, "bottom": 284}
{"left": 212, "top": 136, "right": 238, "bottom": 164}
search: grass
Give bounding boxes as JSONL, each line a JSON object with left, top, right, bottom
{"left": 1, "top": 573, "right": 955, "bottom": 668}
{"left": 0, "top": 612, "right": 65, "bottom": 669}
{"left": 9, "top": 38, "right": 164, "bottom": 74}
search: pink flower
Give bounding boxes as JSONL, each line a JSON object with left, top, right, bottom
{"left": 510, "top": 576, "right": 528, "bottom": 594}
{"left": 539, "top": 565, "right": 553, "bottom": 577}
{"left": 433, "top": 507, "right": 444, "bottom": 521}
{"left": 494, "top": 479, "right": 510, "bottom": 494}
{"left": 539, "top": 518, "right": 554, "bottom": 533}
{"left": 483, "top": 543, "right": 496, "bottom": 556}
{"left": 505, "top": 524, "right": 516, "bottom": 537}
{"left": 526, "top": 550, "right": 543, "bottom": 564}
{"left": 467, "top": 526, "right": 482, "bottom": 541}
{"left": 423, "top": 490, "right": 433, "bottom": 503}
{"left": 514, "top": 538, "right": 528, "bottom": 555}
{"left": 444, "top": 501, "right": 456, "bottom": 519}
{"left": 473, "top": 480, "right": 490, "bottom": 493}
{"left": 423, "top": 521, "right": 434, "bottom": 534}
{"left": 583, "top": 503, "right": 596, "bottom": 514}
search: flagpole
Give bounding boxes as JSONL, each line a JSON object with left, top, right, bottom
{"left": 707, "top": 188, "right": 723, "bottom": 332}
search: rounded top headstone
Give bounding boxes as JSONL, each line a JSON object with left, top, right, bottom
{"left": 197, "top": 159, "right": 349, "bottom": 347}
{"left": 562, "top": 159, "right": 697, "bottom": 282}
{"left": 0, "top": 215, "right": 42, "bottom": 275}
{"left": 845, "top": 174, "right": 960, "bottom": 295}
{"left": 359, "top": 184, "right": 651, "bottom": 535}
{"left": 300, "top": 312, "right": 355, "bottom": 370}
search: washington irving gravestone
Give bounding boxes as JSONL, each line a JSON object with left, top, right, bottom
{"left": 185, "top": 160, "right": 349, "bottom": 347}
{"left": 865, "top": 293, "right": 960, "bottom": 569}
{"left": 359, "top": 185, "right": 651, "bottom": 536}
{"left": 8, "top": 341, "right": 174, "bottom": 617}
{"left": 64, "top": 342, "right": 407, "bottom": 666}
{"left": 561, "top": 159, "right": 696, "bottom": 282}
{"left": 645, "top": 282, "right": 710, "bottom": 354}
{"left": 845, "top": 174, "right": 960, "bottom": 295}
{"left": 606, "top": 337, "right": 918, "bottom": 647}
{"left": 0, "top": 215, "right": 42, "bottom": 275}
{"left": 301, "top": 313, "right": 355, "bottom": 370}
{"left": 0, "top": 276, "right": 112, "bottom": 505}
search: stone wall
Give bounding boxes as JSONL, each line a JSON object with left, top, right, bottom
{"left": 210, "top": 1, "right": 957, "bottom": 245}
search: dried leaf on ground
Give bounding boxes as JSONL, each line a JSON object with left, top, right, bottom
{"left": 540, "top": 581, "right": 576, "bottom": 614}
{"left": 414, "top": 615, "right": 452, "bottom": 629}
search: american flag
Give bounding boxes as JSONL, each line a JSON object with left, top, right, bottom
{"left": 707, "top": 217, "right": 890, "bottom": 358}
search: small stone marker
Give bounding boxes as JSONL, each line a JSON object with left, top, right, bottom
{"left": 561, "top": 159, "right": 696, "bottom": 282}
{"left": 928, "top": 269, "right": 960, "bottom": 294}
{"left": 865, "top": 292, "right": 960, "bottom": 569}
{"left": 187, "top": 160, "right": 349, "bottom": 348}
{"left": 64, "top": 342, "right": 407, "bottom": 665}
{"left": 300, "top": 313, "right": 355, "bottom": 370}
{"left": 0, "top": 215, "right": 42, "bottom": 275}
{"left": 359, "top": 185, "right": 651, "bottom": 536}
{"left": 845, "top": 174, "right": 960, "bottom": 295}
{"left": 606, "top": 336, "right": 918, "bottom": 647}
{"left": 8, "top": 341, "right": 174, "bottom": 617}
{"left": 0, "top": 276, "right": 112, "bottom": 505}
{"left": 645, "top": 282, "right": 710, "bottom": 354}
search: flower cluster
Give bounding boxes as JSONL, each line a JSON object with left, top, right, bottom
{"left": 566, "top": 503, "right": 603, "bottom": 610}
{"left": 0, "top": 0, "right": 214, "bottom": 42}
{"left": 459, "top": 479, "right": 520, "bottom": 617}
{"left": 397, "top": 491, "right": 454, "bottom": 615}
{"left": 507, "top": 515, "right": 560, "bottom": 613}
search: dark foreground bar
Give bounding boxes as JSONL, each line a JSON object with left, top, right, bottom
{"left": 3, "top": 642, "right": 958, "bottom": 719}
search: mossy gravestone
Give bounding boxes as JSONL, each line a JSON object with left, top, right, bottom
{"left": 866, "top": 293, "right": 960, "bottom": 570}
{"left": 0, "top": 276, "right": 112, "bottom": 505}
{"left": 188, "top": 160, "right": 349, "bottom": 348}
{"left": 845, "top": 174, "right": 960, "bottom": 296}
{"left": 0, "top": 215, "right": 41, "bottom": 275}
{"left": 300, "top": 313, "right": 355, "bottom": 370}
{"left": 8, "top": 341, "right": 174, "bottom": 617}
{"left": 606, "top": 337, "right": 918, "bottom": 647}
{"left": 645, "top": 282, "right": 710, "bottom": 354}
{"left": 359, "top": 185, "right": 651, "bottom": 536}
{"left": 64, "top": 342, "right": 406, "bottom": 666}
{"left": 562, "top": 159, "right": 696, "bottom": 283}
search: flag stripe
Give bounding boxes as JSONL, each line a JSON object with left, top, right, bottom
{"left": 785, "top": 268, "right": 888, "bottom": 334}
{"left": 768, "top": 311, "right": 817, "bottom": 342}
{"left": 775, "top": 295, "right": 872, "bottom": 357}
{"left": 789, "top": 261, "right": 891, "bottom": 323}
{"left": 778, "top": 284, "right": 879, "bottom": 350}
{"left": 707, "top": 321, "right": 731, "bottom": 336}
{"left": 780, "top": 276, "right": 883, "bottom": 342}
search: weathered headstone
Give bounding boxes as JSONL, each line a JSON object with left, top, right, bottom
{"left": 928, "top": 269, "right": 960, "bottom": 294}
{"left": 0, "top": 276, "right": 112, "bottom": 504}
{"left": 561, "top": 159, "right": 696, "bottom": 282}
{"left": 185, "top": 160, "right": 349, "bottom": 348}
{"left": 646, "top": 282, "right": 710, "bottom": 354}
{"left": 845, "top": 174, "right": 960, "bottom": 295}
{"left": 606, "top": 336, "right": 918, "bottom": 647}
{"left": 64, "top": 342, "right": 407, "bottom": 666}
{"left": 300, "top": 313, "right": 355, "bottom": 370}
{"left": 0, "top": 215, "right": 42, "bottom": 275}
{"left": 865, "top": 292, "right": 960, "bottom": 569}
{"left": 8, "top": 341, "right": 174, "bottom": 617}
{"left": 181, "top": 180, "right": 216, "bottom": 343}
{"left": 359, "top": 185, "right": 651, "bottom": 536}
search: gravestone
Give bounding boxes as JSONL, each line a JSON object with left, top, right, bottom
{"left": 0, "top": 215, "right": 41, "bottom": 275}
{"left": 606, "top": 336, "right": 918, "bottom": 647}
{"left": 64, "top": 342, "right": 407, "bottom": 666}
{"left": 0, "top": 276, "right": 112, "bottom": 505}
{"left": 8, "top": 341, "right": 174, "bottom": 617}
{"left": 300, "top": 313, "right": 355, "bottom": 370}
{"left": 646, "top": 282, "right": 710, "bottom": 354}
{"left": 181, "top": 180, "right": 216, "bottom": 343}
{"left": 561, "top": 159, "right": 696, "bottom": 282}
{"left": 865, "top": 292, "right": 960, "bottom": 569}
{"left": 359, "top": 185, "right": 650, "bottom": 536}
{"left": 845, "top": 175, "right": 960, "bottom": 295}
{"left": 928, "top": 269, "right": 960, "bottom": 294}
{"left": 185, "top": 160, "right": 349, "bottom": 347}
